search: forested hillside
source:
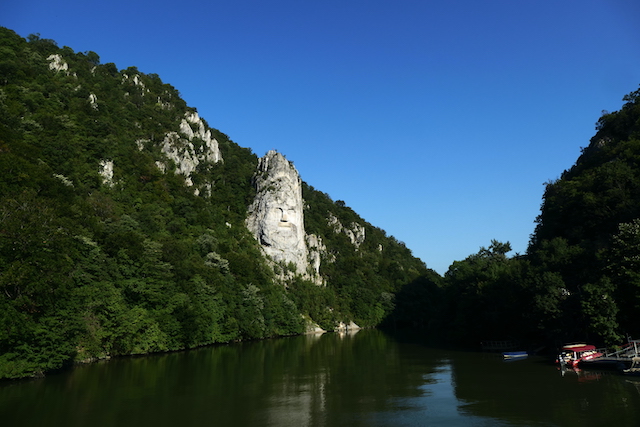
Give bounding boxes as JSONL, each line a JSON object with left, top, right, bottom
{"left": 411, "top": 87, "right": 640, "bottom": 348}
{"left": 527, "top": 88, "right": 640, "bottom": 343}
{"left": 4, "top": 25, "right": 637, "bottom": 379}
{"left": 0, "top": 28, "right": 434, "bottom": 379}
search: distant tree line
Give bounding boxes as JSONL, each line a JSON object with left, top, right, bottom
{"left": 394, "top": 87, "right": 640, "bottom": 349}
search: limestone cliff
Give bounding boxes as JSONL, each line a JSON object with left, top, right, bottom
{"left": 157, "top": 111, "right": 223, "bottom": 194}
{"left": 98, "top": 111, "right": 223, "bottom": 194}
{"left": 246, "top": 151, "right": 323, "bottom": 284}
{"left": 328, "top": 213, "right": 366, "bottom": 248}
{"left": 47, "top": 54, "right": 69, "bottom": 74}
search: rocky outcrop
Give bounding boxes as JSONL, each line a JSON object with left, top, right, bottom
{"left": 246, "top": 151, "right": 323, "bottom": 284}
{"left": 335, "top": 321, "right": 361, "bottom": 333}
{"left": 88, "top": 93, "right": 98, "bottom": 110}
{"left": 246, "top": 151, "right": 308, "bottom": 271}
{"left": 328, "top": 213, "right": 366, "bottom": 248}
{"left": 156, "top": 111, "right": 222, "bottom": 194}
{"left": 99, "top": 160, "right": 114, "bottom": 186}
{"left": 304, "top": 318, "right": 327, "bottom": 334}
{"left": 47, "top": 54, "right": 69, "bottom": 73}
{"left": 46, "top": 56, "right": 221, "bottom": 195}
{"left": 122, "top": 73, "right": 146, "bottom": 90}
{"left": 99, "top": 112, "right": 222, "bottom": 194}
{"left": 245, "top": 151, "right": 372, "bottom": 286}
{"left": 305, "top": 234, "right": 327, "bottom": 278}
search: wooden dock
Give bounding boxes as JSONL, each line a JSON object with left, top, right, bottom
{"left": 580, "top": 339, "right": 640, "bottom": 370}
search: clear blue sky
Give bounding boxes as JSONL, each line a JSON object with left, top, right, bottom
{"left": 3, "top": 0, "right": 640, "bottom": 274}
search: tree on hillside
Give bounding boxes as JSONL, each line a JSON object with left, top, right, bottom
{"left": 442, "top": 240, "right": 531, "bottom": 343}
{"left": 604, "top": 219, "right": 640, "bottom": 338}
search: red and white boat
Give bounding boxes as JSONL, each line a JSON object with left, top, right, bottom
{"left": 556, "top": 344, "right": 603, "bottom": 368}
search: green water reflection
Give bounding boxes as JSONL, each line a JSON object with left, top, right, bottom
{"left": 1, "top": 330, "right": 639, "bottom": 426}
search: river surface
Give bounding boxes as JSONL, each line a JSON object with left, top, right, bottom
{"left": 1, "top": 329, "right": 639, "bottom": 426}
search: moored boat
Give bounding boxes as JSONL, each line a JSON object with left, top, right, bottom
{"left": 503, "top": 350, "right": 528, "bottom": 360}
{"left": 556, "top": 344, "right": 603, "bottom": 368}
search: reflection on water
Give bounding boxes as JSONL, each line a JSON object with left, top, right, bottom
{"left": 1, "top": 330, "right": 639, "bottom": 426}
{"left": 450, "top": 348, "right": 640, "bottom": 426}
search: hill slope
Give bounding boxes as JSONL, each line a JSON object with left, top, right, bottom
{"left": 0, "top": 28, "right": 437, "bottom": 379}
{"left": 527, "top": 87, "right": 640, "bottom": 342}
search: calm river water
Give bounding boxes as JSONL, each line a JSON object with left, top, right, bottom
{"left": 1, "top": 329, "right": 639, "bottom": 426}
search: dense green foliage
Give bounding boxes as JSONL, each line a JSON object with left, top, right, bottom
{"left": 298, "top": 184, "right": 436, "bottom": 329}
{"left": 526, "top": 88, "right": 640, "bottom": 343}
{"left": 0, "top": 28, "right": 433, "bottom": 379}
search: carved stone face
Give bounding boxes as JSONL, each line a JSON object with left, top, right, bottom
{"left": 247, "top": 151, "right": 308, "bottom": 271}
{"left": 278, "top": 207, "right": 298, "bottom": 228}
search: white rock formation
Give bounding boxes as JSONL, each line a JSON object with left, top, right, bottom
{"left": 122, "top": 73, "right": 147, "bottom": 90}
{"left": 247, "top": 151, "right": 308, "bottom": 271}
{"left": 327, "top": 213, "right": 366, "bottom": 248}
{"left": 305, "top": 234, "right": 326, "bottom": 279}
{"left": 99, "top": 160, "right": 114, "bottom": 186}
{"left": 53, "top": 173, "right": 73, "bottom": 187}
{"left": 305, "top": 320, "right": 326, "bottom": 334}
{"left": 157, "top": 96, "right": 172, "bottom": 110}
{"left": 88, "top": 93, "right": 98, "bottom": 110}
{"left": 135, "top": 139, "right": 148, "bottom": 151}
{"left": 247, "top": 151, "right": 323, "bottom": 284}
{"left": 159, "top": 111, "right": 222, "bottom": 190}
{"left": 47, "top": 54, "right": 69, "bottom": 73}
{"left": 133, "top": 74, "right": 145, "bottom": 89}
{"left": 335, "top": 321, "right": 362, "bottom": 333}
{"left": 155, "top": 161, "right": 166, "bottom": 173}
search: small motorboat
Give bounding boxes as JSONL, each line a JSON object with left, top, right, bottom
{"left": 556, "top": 344, "right": 603, "bottom": 368}
{"left": 503, "top": 350, "right": 528, "bottom": 360}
